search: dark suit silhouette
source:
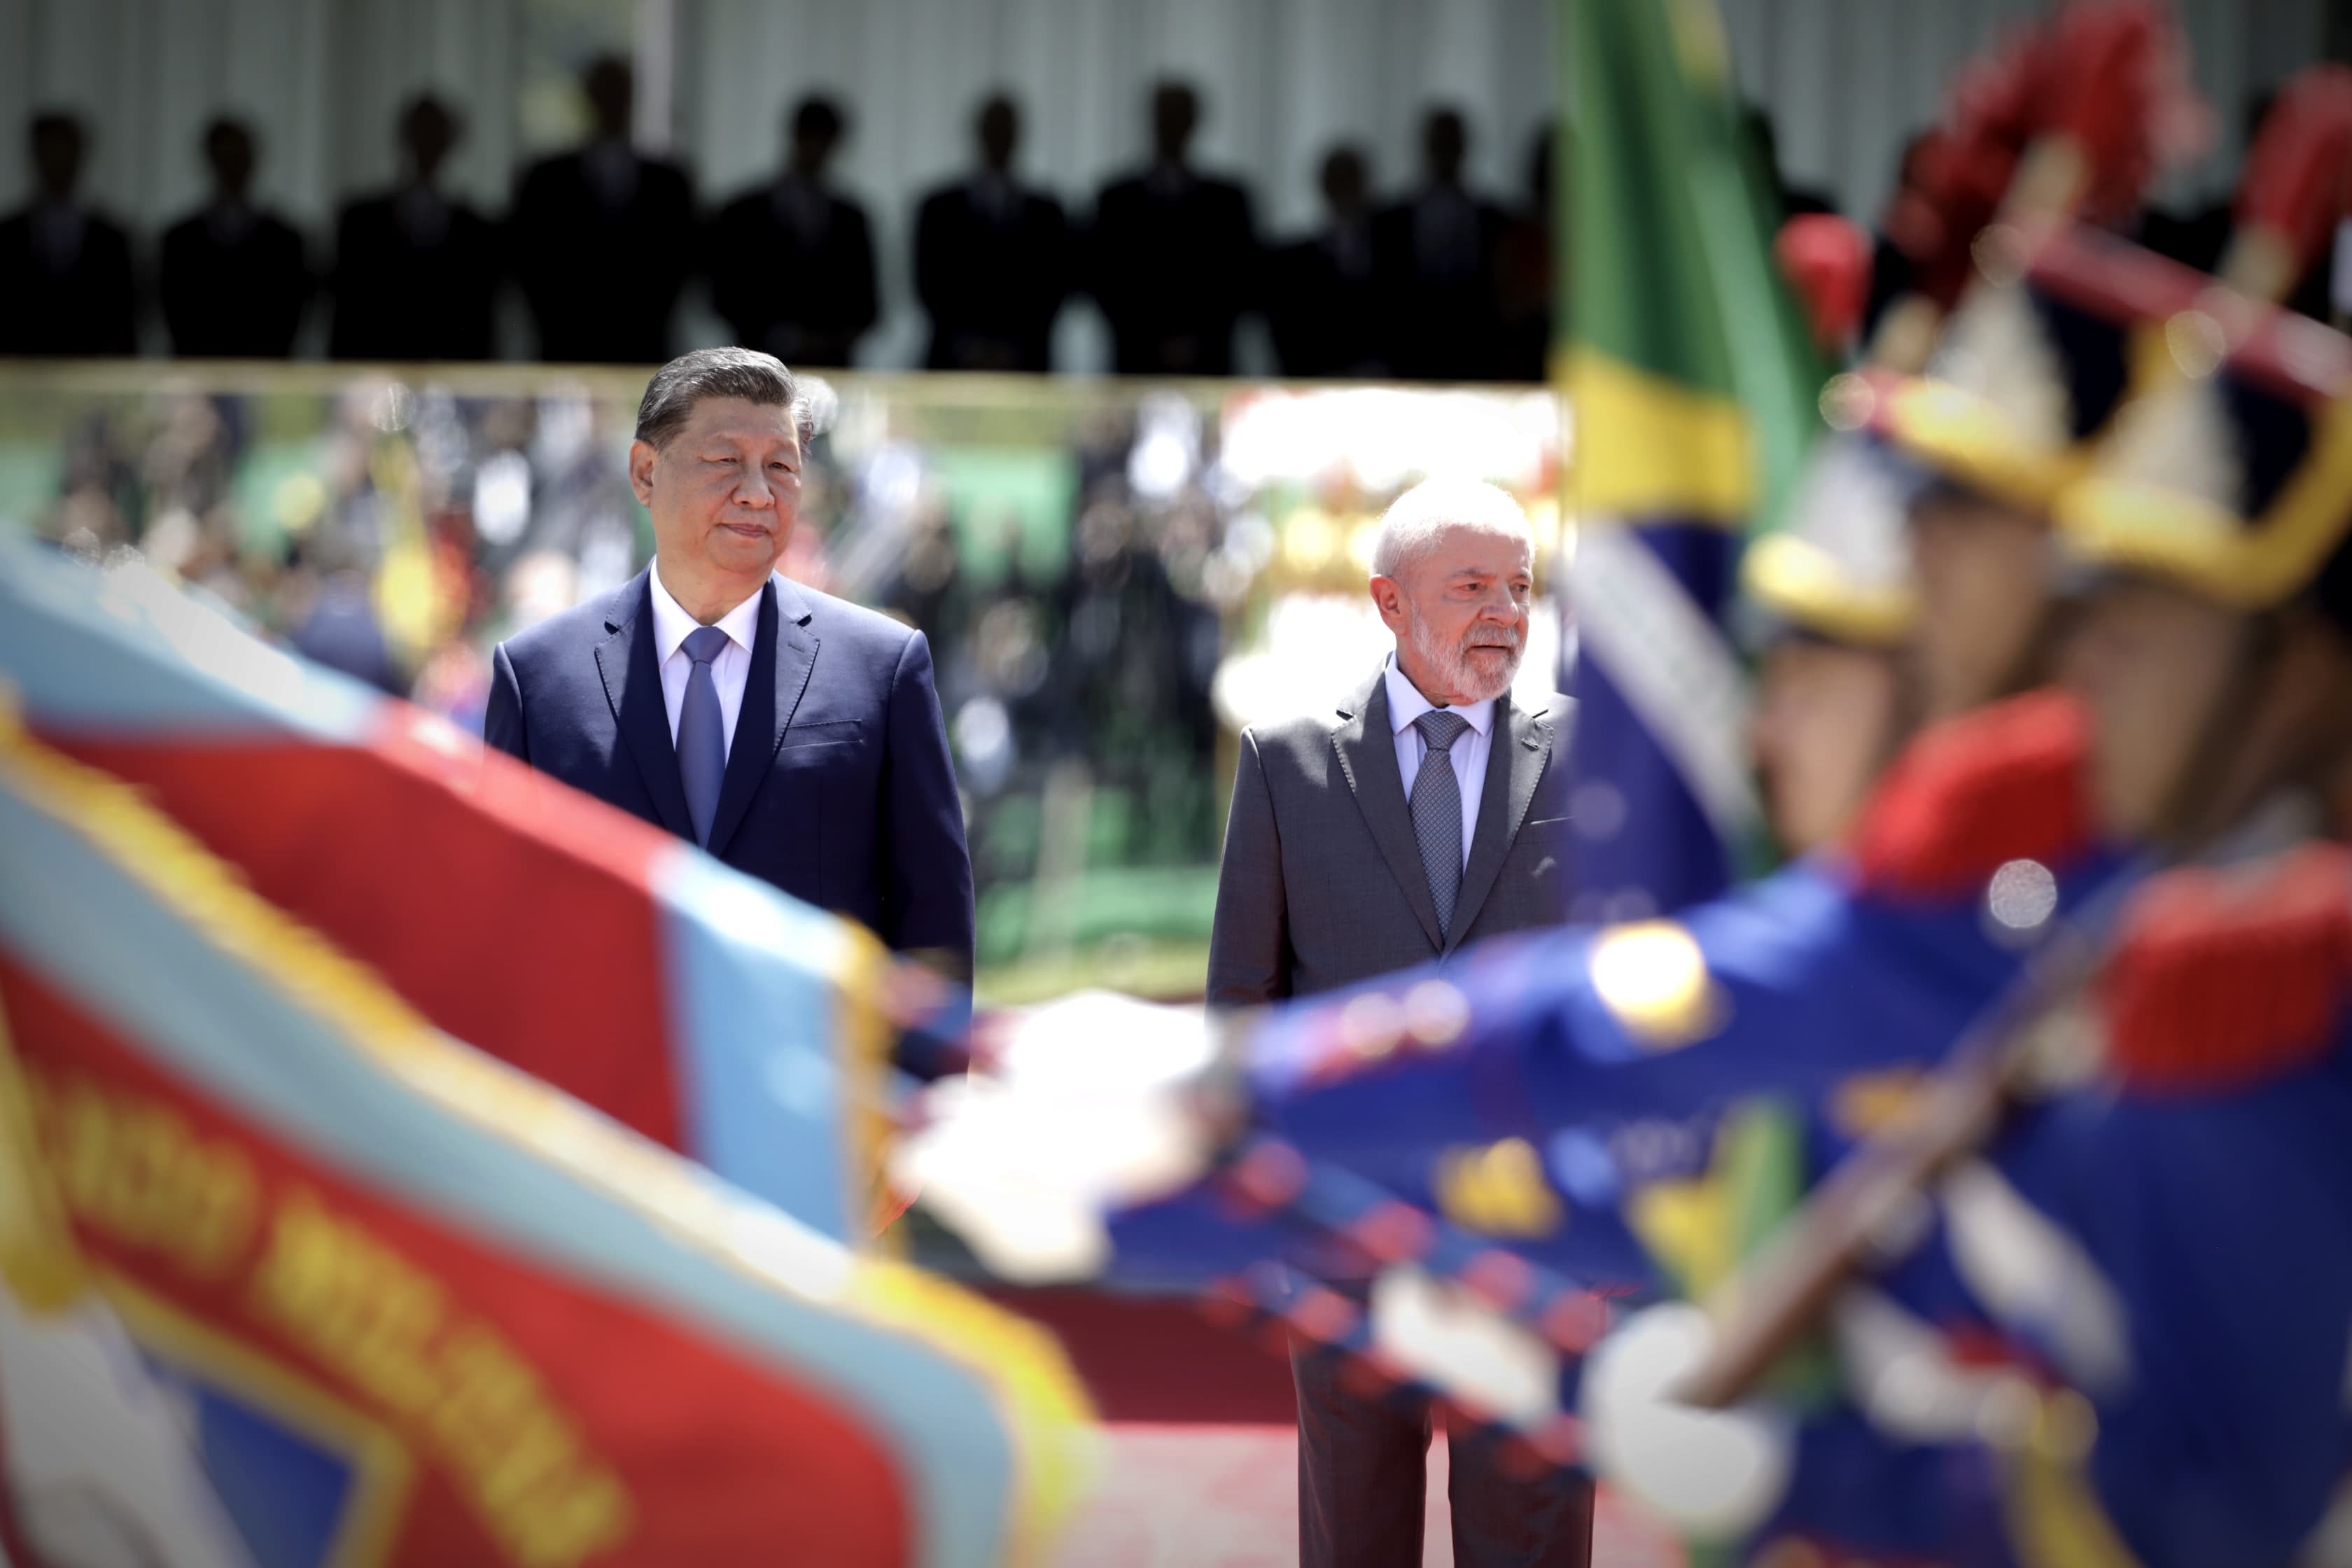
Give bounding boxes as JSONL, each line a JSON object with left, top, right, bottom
{"left": 707, "top": 179, "right": 878, "bottom": 367}
{"left": 484, "top": 568, "right": 975, "bottom": 974}
{"left": 1088, "top": 169, "right": 1257, "bottom": 375}
{"left": 158, "top": 205, "right": 310, "bottom": 355}
{"left": 510, "top": 145, "right": 694, "bottom": 363}
{"left": 913, "top": 176, "right": 1070, "bottom": 372}
{"left": 156, "top": 119, "right": 310, "bottom": 358}
{"left": 330, "top": 189, "right": 500, "bottom": 360}
{"left": 1371, "top": 189, "right": 1508, "bottom": 382}
{"left": 159, "top": 205, "right": 309, "bottom": 358}
{"left": 291, "top": 574, "right": 403, "bottom": 695}
{"left": 1265, "top": 223, "right": 1380, "bottom": 377}
{"left": 0, "top": 204, "right": 136, "bottom": 356}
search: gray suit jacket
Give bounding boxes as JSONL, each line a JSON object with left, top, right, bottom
{"left": 1207, "top": 668, "right": 1574, "bottom": 1006}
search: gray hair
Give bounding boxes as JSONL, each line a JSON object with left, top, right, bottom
{"left": 634, "top": 346, "right": 816, "bottom": 449}
{"left": 1370, "top": 477, "right": 1533, "bottom": 578}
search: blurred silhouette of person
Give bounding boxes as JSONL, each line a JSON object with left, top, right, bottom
{"left": 288, "top": 540, "right": 405, "bottom": 696}
{"left": 510, "top": 55, "right": 694, "bottom": 363}
{"left": 709, "top": 94, "right": 878, "bottom": 368}
{"left": 330, "top": 95, "right": 501, "bottom": 360}
{"left": 2138, "top": 91, "right": 2269, "bottom": 276}
{"left": 1861, "top": 130, "right": 1935, "bottom": 343}
{"left": 0, "top": 113, "right": 136, "bottom": 356}
{"left": 1494, "top": 121, "right": 1560, "bottom": 382}
{"left": 1373, "top": 106, "right": 1507, "bottom": 380}
{"left": 1087, "top": 80, "right": 1258, "bottom": 375}
{"left": 912, "top": 93, "right": 1071, "bottom": 372}
{"left": 1749, "top": 632, "right": 1901, "bottom": 856}
{"left": 159, "top": 118, "right": 310, "bottom": 357}
{"left": 1265, "top": 146, "right": 1382, "bottom": 378}
{"left": 1744, "top": 104, "right": 1837, "bottom": 220}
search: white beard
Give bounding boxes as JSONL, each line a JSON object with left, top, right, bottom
{"left": 1406, "top": 606, "right": 1522, "bottom": 704}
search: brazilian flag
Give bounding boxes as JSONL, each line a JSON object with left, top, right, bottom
{"left": 1561, "top": 0, "right": 1826, "bottom": 917}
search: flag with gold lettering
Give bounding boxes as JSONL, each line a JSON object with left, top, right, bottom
{"left": 0, "top": 692, "right": 1091, "bottom": 1567}
{"left": 0, "top": 542, "right": 950, "bottom": 1245}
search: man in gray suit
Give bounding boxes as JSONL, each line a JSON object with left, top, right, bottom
{"left": 1207, "top": 478, "right": 1590, "bottom": 1566}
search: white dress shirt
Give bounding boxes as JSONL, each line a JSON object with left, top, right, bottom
{"left": 648, "top": 562, "right": 761, "bottom": 760}
{"left": 1385, "top": 656, "right": 1494, "bottom": 872}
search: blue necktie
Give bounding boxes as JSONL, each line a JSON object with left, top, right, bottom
{"left": 1410, "top": 709, "right": 1471, "bottom": 941}
{"left": 678, "top": 624, "right": 729, "bottom": 846}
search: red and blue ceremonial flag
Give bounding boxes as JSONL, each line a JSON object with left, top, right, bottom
{"left": 0, "top": 542, "right": 1093, "bottom": 1567}
{"left": 0, "top": 542, "right": 942, "bottom": 1245}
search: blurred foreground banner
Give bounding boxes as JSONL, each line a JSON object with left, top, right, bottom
{"left": 1564, "top": 0, "right": 1825, "bottom": 918}
{"left": 0, "top": 544, "right": 1092, "bottom": 1566}
{"left": 0, "top": 540, "right": 944, "bottom": 1244}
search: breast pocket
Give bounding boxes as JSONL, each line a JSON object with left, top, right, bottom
{"left": 1506, "top": 817, "right": 1569, "bottom": 918}
{"left": 768, "top": 724, "right": 864, "bottom": 832}
{"left": 764, "top": 721, "right": 874, "bottom": 904}
{"left": 780, "top": 718, "right": 863, "bottom": 750}
{"left": 1519, "top": 815, "right": 1572, "bottom": 850}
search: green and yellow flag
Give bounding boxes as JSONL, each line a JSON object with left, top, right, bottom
{"left": 1561, "top": 0, "right": 1828, "bottom": 914}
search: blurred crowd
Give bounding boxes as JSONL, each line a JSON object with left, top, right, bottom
{"left": 0, "top": 57, "right": 1572, "bottom": 380}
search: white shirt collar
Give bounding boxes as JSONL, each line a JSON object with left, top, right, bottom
{"left": 648, "top": 561, "right": 764, "bottom": 664}
{"left": 1384, "top": 653, "right": 1494, "bottom": 737}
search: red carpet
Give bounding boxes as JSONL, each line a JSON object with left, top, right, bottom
{"left": 984, "top": 1286, "right": 1298, "bottom": 1424}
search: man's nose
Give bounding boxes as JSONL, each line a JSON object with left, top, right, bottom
{"left": 733, "top": 472, "right": 777, "bottom": 509}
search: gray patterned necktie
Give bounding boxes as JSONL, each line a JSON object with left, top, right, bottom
{"left": 1410, "top": 709, "right": 1471, "bottom": 941}
{"left": 677, "top": 624, "right": 729, "bottom": 846}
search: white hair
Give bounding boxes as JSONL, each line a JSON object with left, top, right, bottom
{"left": 1370, "top": 478, "right": 1533, "bottom": 579}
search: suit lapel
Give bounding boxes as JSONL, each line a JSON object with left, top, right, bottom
{"left": 1447, "top": 692, "right": 1553, "bottom": 953}
{"left": 705, "top": 575, "right": 818, "bottom": 860}
{"left": 1329, "top": 672, "right": 1445, "bottom": 951}
{"left": 593, "top": 570, "right": 695, "bottom": 841}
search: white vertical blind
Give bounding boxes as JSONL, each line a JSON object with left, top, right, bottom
{"left": 0, "top": 0, "right": 524, "bottom": 225}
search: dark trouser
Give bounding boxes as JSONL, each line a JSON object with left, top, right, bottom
{"left": 1292, "top": 1336, "right": 1595, "bottom": 1568}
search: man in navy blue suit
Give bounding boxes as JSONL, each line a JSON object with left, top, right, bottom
{"left": 485, "top": 347, "right": 976, "bottom": 981}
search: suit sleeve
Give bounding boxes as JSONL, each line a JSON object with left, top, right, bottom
{"left": 844, "top": 206, "right": 880, "bottom": 339}
{"left": 1078, "top": 191, "right": 1112, "bottom": 307}
{"left": 327, "top": 207, "right": 362, "bottom": 355}
{"left": 157, "top": 225, "right": 193, "bottom": 353}
{"left": 94, "top": 226, "right": 137, "bottom": 356}
{"left": 1231, "top": 187, "right": 1264, "bottom": 314}
{"left": 656, "top": 166, "right": 696, "bottom": 304}
{"left": 698, "top": 202, "right": 729, "bottom": 329}
{"left": 1039, "top": 197, "right": 1072, "bottom": 307}
{"left": 911, "top": 195, "right": 948, "bottom": 321}
{"left": 878, "top": 629, "right": 976, "bottom": 981}
{"left": 483, "top": 642, "right": 528, "bottom": 762}
{"left": 508, "top": 166, "right": 549, "bottom": 302}
{"left": 1205, "top": 729, "right": 1291, "bottom": 1008}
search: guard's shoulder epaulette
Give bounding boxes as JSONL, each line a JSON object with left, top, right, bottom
{"left": 2099, "top": 842, "right": 2352, "bottom": 1093}
{"left": 1848, "top": 689, "right": 2094, "bottom": 899}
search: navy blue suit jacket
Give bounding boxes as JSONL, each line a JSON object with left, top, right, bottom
{"left": 484, "top": 568, "right": 975, "bottom": 979}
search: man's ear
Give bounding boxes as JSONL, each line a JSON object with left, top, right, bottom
{"left": 1369, "top": 574, "right": 1408, "bottom": 635}
{"left": 627, "top": 439, "right": 659, "bottom": 507}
